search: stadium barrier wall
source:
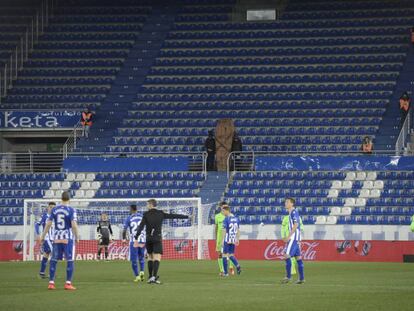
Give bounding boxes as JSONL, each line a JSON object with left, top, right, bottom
{"left": 63, "top": 156, "right": 190, "bottom": 172}
{"left": 1, "top": 224, "right": 413, "bottom": 262}
{"left": 255, "top": 155, "right": 414, "bottom": 171}
{"left": 1, "top": 240, "right": 413, "bottom": 262}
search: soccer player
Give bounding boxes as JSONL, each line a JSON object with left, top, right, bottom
{"left": 35, "top": 201, "right": 56, "bottom": 278}
{"left": 134, "top": 199, "right": 189, "bottom": 284}
{"left": 122, "top": 204, "right": 146, "bottom": 282}
{"left": 96, "top": 213, "right": 113, "bottom": 260}
{"left": 215, "top": 201, "right": 235, "bottom": 276}
{"left": 40, "top": 191, "right": 79, "bottom": 290}
{"left": 281, "top": 213, "right": 304, "bottom": 275}
{"left": 220, "top": 204, "right": 241, "bottom": 277}
{"left": 281, "top": 198, "right": 305, "bottom": 284}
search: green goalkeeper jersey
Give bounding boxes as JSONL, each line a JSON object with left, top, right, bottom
{"left": 215, "top": 212, "right": 225, "bottom": 242}
{"left": 411, "top": 215, "right": 414, "bottom": 232}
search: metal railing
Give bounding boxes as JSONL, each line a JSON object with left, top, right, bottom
{"left": 0, "top": 152, "right": 63, "bottom": 173}
{"left": 0, "top": 0, "right": 55, "bottom": 105}
{"left": 395, "top": 109, "right": 412, "bottom": 155}
{"left": 62, "top": 121, "right": 84, "bottom": 158}
{"left": 226, "top": 151, "right": 255, "bottom": 178}
{"left": 0, "top": 151, "right": 208, "bottom": 175}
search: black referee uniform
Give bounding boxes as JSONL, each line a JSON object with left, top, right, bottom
{"left": 135, "top": 209, "right": 188, "bottom": 255}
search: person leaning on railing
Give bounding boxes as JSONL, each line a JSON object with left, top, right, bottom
{"left": 361, "top": 136, "right": 373, "bottom": 155}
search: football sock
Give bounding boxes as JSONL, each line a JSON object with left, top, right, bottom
{"left": 40, "top": 256, "right": 48, "bottom": 274}
{"left": 153, "top": 260, "right": 160, "bottom": 278}
{"left": 66, "top": 261, "right": 74, "bottom": 283}
{"left": 104, "top": 248, "right": 108, "bottom": 259}
{"left": 148, "top": 260, "right": 153, "bottom": 277}
{"left": 297, "top": 260, "right": 305, "bottom": 281}
{"left": 138, "top": 248, "right": 145, "bottom": 272}
{"left": 229, "top": 256, "right": 239, "bottom": 268}
{"left": 132, "top": 261, "right": 138, "bottom": 277}
{"left": 98, "top": 249, "right": 102, "bottom": 259}
{"left": 217, "top": 258, "right": 224, "bottom": 272}
{"left": 49, "top": 260, "right": 57, "bottom": 281}
{"left": 285, "top": 258, "right": 292, "bottom": 279}
{"left": 223, "top": 257, "right": 228, "bottom": 275}
{"left": 291, "top": 257, "right": 297, "bottom": 275}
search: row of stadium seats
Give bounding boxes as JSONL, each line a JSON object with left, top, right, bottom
{"left": 2, "top": 4, "right": 150, "bottom": 109}
{"left": 118, "top": 125, "right": 378, "bottom": 136}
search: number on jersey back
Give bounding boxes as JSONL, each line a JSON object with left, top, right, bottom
{"left": 48, "top": 204, "right": 77, "bottom": 241}
{"left": 124, "top": 212, "right": 146, "bottom": 243}
{"left": 223, "top": 215, "right": 240, "bottom": 244}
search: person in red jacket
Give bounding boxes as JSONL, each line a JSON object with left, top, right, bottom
{"left": 81, "top": 108, "right": 93, "bottom": 138}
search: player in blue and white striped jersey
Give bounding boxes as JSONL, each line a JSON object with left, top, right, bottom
{"left": 220, "top": 205, "right": 241, "bottom": 277}
{"left": 282, "top": 198, "right": 305, "bottom": 284}
{"left": 40, "top": 191, "right": 79, "bottom": 290}
{"left": 35, "top": 202, "right": 56, "bottom": 278}
{"left": 123, "top": 204, "right": 146, "bottom": 282}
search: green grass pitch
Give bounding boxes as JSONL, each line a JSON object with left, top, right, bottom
{"left": 1, "top": 260, "right": 413, "bottom": 311}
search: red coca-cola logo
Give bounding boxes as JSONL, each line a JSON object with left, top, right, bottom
{"left": 264, "top": 241, "right": 319, "bottom": 261}
{"left": 108, "top": 242, "right": 129, "bottom": 256}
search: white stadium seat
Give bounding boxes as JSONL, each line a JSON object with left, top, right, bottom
{"left": 61, "top": 181, "right": 71, "bottom": 190}
{"left": 344, "top": 198, "right": 355, "bottom": 206}
{"left": 345, "top": 172, "right": 356, "bottom": 180}
{"left": 86, "top": 173, "right": 95, "bottom": 181}
{"left": 85, "top": 190, "right": 95, "bottom": 198}
{"left": 76, "top": 173, "right": 86, "bottom": 181}
{"left": 359, "top": 189, "right": 370, "bottom": 198}
{"left": 66, "top": 173, "right": 76, "bottom": 181}
{"left": 80, "top": 182, "right": 91, "bottom": 190}
{"left": 75, "top": 190, "right": 85, "bottom": 198}
{"left": 373, "top": 180, "right": 384, "bottom": 189}
{"left": 50, "top": 181, "right": 61, "bottom": 190}
{"left": 328, "top": 189, "right": 339, "bottom": 198}
{"left": 366, "top": 172, "right": 377, "bottom": 181}
{"left": 331, "top": 180, "right": 342, "bottom": 189}
{"left": 355, "top": 198, "right": 366, "bottom": 206}
{"left": 326, "top": 216, "right": 337, "bottom": 225}
{"left": 341, "top": 207, "right": 352, "bottom": 216}
{"left": 44, "top": 190, "right": 54, "bottom": 198}
{"left": 356, "top": 171, "right": 366, "bottom": 181}
{"left": 342, "top": 180, "right": 352, "bottom": 189}
{"left": 370, "top": 189, "right": 381, "bottom": 198}
{"left": 330, "top": 207, "right": 341, "bottom": 216}
{"left": 315, "top": 216, "right": 326, "bottom": 225}
{"left": 362, "top": 181, "right": 373, "bottom": 189}
{"left": 91, "top": 181, "right": 101, "bottom": 189}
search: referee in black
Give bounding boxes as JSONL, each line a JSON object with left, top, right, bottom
{"left": 134, "top": 199, "right": 189, "bottom": 284}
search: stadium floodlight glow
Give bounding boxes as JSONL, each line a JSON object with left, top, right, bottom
{"left": 24, "top": 198, "right": 213, "bottom": 261}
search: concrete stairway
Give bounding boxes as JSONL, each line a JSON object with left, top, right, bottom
{"left": 198, "top": 172, "right": 229, "bottom": 205}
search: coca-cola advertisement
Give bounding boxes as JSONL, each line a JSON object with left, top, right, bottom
{"left": 207, "top": 240, "right": 414, "bottom": 262}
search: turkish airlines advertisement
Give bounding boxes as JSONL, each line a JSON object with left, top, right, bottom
{"left": 2, "top": 239, "right": 414, "bottom": 262}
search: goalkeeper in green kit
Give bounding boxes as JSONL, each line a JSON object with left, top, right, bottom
{"left": 411, "top": 215, "right": 414, "bottom": 232}
{"left": 215, "top": 202, "right": 236, "bottom": 276}
{"left": 281, "top": 214, "right": 304, "bottom": 275}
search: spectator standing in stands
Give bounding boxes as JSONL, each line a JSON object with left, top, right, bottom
{"left": 205, "top": 130, "right": 216, "bottom": 171}
{"left": 81, "top": 107, "right": 93, "bottom": 138}
{"left": 399, "top": 92, "right": 410, "bottom": 127}
{"left": 361, "top": 136, "right": 373, "bottom": 154}
{"left": 230, "top": 132, "right": 243, "bottom": 171}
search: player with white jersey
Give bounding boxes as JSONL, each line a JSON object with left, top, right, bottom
{"left": 40, "top": 191, "right": 79, "bottom": 290}
{"left": 35, "top": 202, "right": 56, "bottom": 278}
{"left": 220, "top": 204, "right": 241, "bottom": 277}
{"left": 281, "top": 198, "right": 305, "bottom": 284}
{"left": 123, "top": 204, "right": 146, "bottom": 282}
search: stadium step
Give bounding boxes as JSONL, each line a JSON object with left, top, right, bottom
{"left": 198, "top": 171, "right": 229, "bottom": 204}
